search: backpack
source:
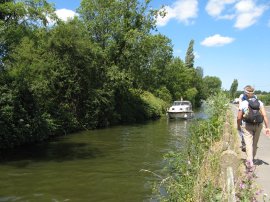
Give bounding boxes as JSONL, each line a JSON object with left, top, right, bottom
{"left": 241, "top": 94, "right": 257, "bottom": 101}
{"left": 243, "top": 98, "right": 263, "bottom": 124}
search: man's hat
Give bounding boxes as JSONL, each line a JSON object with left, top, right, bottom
{"left": 244, "top": 85, "right": 255, "bottom": 94}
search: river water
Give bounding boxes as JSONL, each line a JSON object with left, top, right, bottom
{"left": 0, "top": 113, "right": 203, "bottom": 202}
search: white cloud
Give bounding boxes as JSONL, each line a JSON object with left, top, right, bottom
{"left": 156, "top": 0, "right": 198, "bottom": 27}
{"left": 205, "top": 0, "right": 269, "bottom": 29}
{"left": 235, "top": 0, "right": 253, "bottom": 12}
{"left": 173, "top": 0, "right": 198, "bottom": 24}
{"left": 206, "top": 0, "right": 236, "bottom": 17}
{"left": 200, "top": 34, "right": 235, "bottom": 47}
{"left": 55, "top": 9, "right": 77, "bottom": 21}
{"left": 234, "top": 0, "right": 268, "bottom": 29}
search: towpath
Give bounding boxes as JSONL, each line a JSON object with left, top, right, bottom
{"left": 232, "top": 104, "right": 270, "bottom": 201}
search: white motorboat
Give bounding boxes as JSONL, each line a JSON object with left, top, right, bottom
{"left": 167, "top": 100, "right": 194, "bottom": 119}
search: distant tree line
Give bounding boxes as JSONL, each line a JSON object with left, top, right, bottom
{"left": 227, "top": 79, "right": 270, "bottom": 107}
{"left": 228, "top": 79, "right": 270, "bottom": 105}
{"left": 0, "top": 0, "right": 222, "bottom": 149}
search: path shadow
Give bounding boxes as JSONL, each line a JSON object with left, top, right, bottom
{"left": 254, "top": 159, "right": 269, "bottom": 166}
{"left": 241, "top": 158, "right": 269, "bottom": 166}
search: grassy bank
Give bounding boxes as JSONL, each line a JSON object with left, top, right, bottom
{"left": 153, "top": 92, "right": 257, "bottom": 201}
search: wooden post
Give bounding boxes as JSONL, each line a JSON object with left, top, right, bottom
{"left": 227, "top": 167, "right": 236, "bottom": 202}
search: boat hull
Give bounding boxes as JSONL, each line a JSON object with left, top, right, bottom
{"left": 167, "top": 100, "right": 194, "bottom": 119}
{"left": 167, "top": 111, "right": 194, "bottom": 119}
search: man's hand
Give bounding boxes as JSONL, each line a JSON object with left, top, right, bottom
{"left": 264, "top": 128, "right": 270, "bottom": 137}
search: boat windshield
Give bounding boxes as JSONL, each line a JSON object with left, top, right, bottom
{"left": 173, "top": 101, "right": 191, "bottom": 106}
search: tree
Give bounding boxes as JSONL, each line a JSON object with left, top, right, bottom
{"left": 185, "top": 87, "right": 198, "bottom": 106}
{"left": 203, "top": 76, "right": 222, "bottom": 98}
{"left": 77, "top": 0, "right": 174, "bottom": 111}
{"left": 0, "top": 0, "right": 56, "bottom": 69}
{"left": 195, "top": 66, "right": 203, "bottom": 78}
{"left": 229, "top": 79, "right": 238, "bottom": 99}
{"left": 185, "top": 39, "right": 195, "bottom": 68}
{"left": 163, "top": 57, "right": 198, "bottom": 101}
{"left": 131, "top": 34, "right": 173, "bottom": 91}
{"left": 193, "top": 66, "right": 206, "bottom": 106}
{"left": 77, "top": 0, "right": 160, "bottom": 87}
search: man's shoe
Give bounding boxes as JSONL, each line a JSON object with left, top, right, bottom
{"left": 241, "top": 145, "right": 246, "bottom": 152}
{"left": 245, "top": 160, "right": 256, "bottom": 173}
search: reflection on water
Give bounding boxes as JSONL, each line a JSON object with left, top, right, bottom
{"left": 0, "top": 113, "right": 202, "bottom": 202}
{"left": 167, "top": 119, "right": 188, "bottom": 136}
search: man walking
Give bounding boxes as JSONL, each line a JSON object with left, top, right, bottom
{"left": 237, "top": 85, "right": 270, "bottom": 171}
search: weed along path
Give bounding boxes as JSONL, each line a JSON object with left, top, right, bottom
{"left": 231, "top": 104, "right": 270, "bottom": 201}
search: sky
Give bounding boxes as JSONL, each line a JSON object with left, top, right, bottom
{"left": 47, "top": 0, "right": 270, "bottom": 92}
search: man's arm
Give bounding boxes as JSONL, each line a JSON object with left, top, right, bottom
{"left": 237, "top": 109, "right": 243, "bottom": 131}
{"left": 260, "top": 106, "right": 270, "bottom": 136}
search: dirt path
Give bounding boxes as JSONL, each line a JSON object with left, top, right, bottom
{"left": 254, "top": 106, "right": 270, "bottom": 201}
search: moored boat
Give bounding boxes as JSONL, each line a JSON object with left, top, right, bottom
{"left": 167, "top": 100, "right": 194, "bottom": 119}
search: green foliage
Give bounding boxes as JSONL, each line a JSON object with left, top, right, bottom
{"left": 185, "top": 39, "right": 195, "bottom": 68}
{"left": 154, "top": 86, "right": 172, "bottom": 104}
{"left": 164, "top": 57, "right": 200, "bottom": 102}
{"left": 185, "top": 87, "right": 198, "bottom": 106}
{"left": 132, "top": 34, "right": 173, "bottom": 91}
{"left": 194, "top": 66, "right": 206, "bottom": 107}
{"left": 0, "top": 79, "right": 49, "bottom": 149}
{"left": 258, "top": 94, "right": 270, "bottom": 105}
{"left": 205, "top": 91, "right": 230, "bottom": 120}
{"left": 140, "top": 91, "right": 167, "bottom": 119}
{"left": 202, "top": 181, "right": 223, "bottom": 201}
{"left": 229, "top": 79, "right": 238, "bottom": 99}
{"left": 114, "top": 89, "right": 166, "bottom": 123}
{"left": 78, "top": 0, "right": 173, "bottom": 92}
{"left": 203, "top": 76, "right": 222, "bottom": 98}
{"left": 0, "top": 0, "right": 56, "bottom": 63}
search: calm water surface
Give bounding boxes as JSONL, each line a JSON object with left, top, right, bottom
{"left": 0, "top": 115, "right": 202, "bottom": 202}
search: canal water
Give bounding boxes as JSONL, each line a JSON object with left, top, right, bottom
{"left": 0, "top": 114, "right": 203, "bottom": 202}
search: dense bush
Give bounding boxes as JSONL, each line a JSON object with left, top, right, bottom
{"left": 114, "top": 89, "right": 166, "bottom": 123}
{"left": 0, "top": 79, "right": 49, "bottom": 149}
{"left": 258, "top": 94, "right": 270, "bottom": 106}
{"left": 153, "top": 86, "right": 172, "bottom": 104}
{"left": 140, "top": 90, "right": 167, "bottom": 119}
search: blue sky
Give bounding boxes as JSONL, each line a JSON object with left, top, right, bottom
{"left": 47, "top": 0, "right": 270, "bottom": 92}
